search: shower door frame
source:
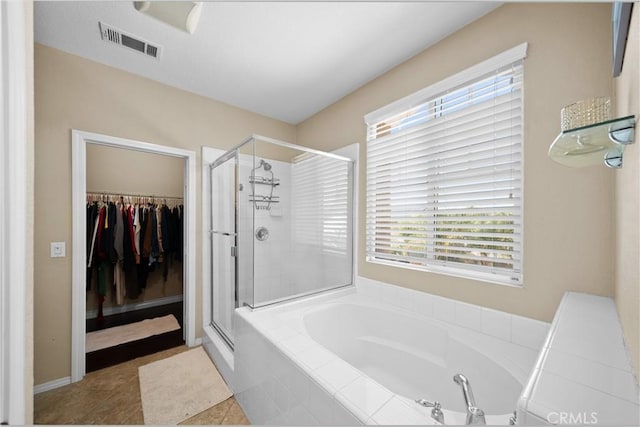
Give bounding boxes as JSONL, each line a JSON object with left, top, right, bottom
{"left": 209, "top": 149, "right": 239, "bottom": 349}
{"left": 208, "top": 134, "right": 355, "bottom": 309}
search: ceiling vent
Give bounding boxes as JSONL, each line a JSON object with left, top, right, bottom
{"left": 98, "top": 22, "right": 162, "bottom": 60}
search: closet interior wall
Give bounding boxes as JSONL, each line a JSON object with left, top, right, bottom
{"left": 85, "top": 144, "right": 185, "bottom": 316}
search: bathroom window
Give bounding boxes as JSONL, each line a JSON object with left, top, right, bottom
{"left": 365, "top": 44, "right": 526, "bottom": 285}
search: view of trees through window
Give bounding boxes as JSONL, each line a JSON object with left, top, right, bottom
{"left": 376, "top": 212, "right": 516, "bottom": 270}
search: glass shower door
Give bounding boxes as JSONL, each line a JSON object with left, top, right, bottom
{"left": 210, "top": 152, "right": 238, "bottom": 347}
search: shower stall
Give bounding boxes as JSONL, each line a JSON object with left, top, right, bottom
{"left": 209, "top": 135, "right": 354, "bottom": 347}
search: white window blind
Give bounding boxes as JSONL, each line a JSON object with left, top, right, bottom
{"left": 365, "top": 51, "right": 524, "bottom": 285}
{"left": 292, "top": 153, "right": 350, "bottom": 255}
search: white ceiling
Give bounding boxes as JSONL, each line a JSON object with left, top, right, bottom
{"left": 34, "top": 1, "right": 500, "bottom": 124}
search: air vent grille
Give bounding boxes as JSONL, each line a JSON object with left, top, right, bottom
{"left": 146, "top": 45, "right": 158, "bottom": 58}
{"left": 98, "top": 22, "right": 161, "bottom": 60}
{"left": 121, "top": 34, "right": 146, "bottom": 54}
{"left": 104, "top": 27, "right": 120, "bottom": 44}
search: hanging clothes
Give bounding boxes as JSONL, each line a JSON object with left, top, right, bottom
{"left": 114, "top": 201, "right": 124, "bottom": 262}
{"left": 86, "top": 202, "right": 99, "bottom": 290}
{"left": 113, "top": 202, "right": 126, "bottom": 305}
{"left": 113, "top": 260, "right": 126, "bottom": 306}
{"left": 171, "top": 205, "right": 184, "bottom": 261}
{"left": 157, "top": 206, "right": 164, "bottom": 258}
{"left": 160, "top": 204, "right": 172, "bottom": 281}
{"left": 138, "top": 205, "right": 152, "bottom": 291}
{"left": 123, "top": 205, "right": 136, "bottom": 272}
{"left": 87, "top": 207, "right": 100, "bottom": 268}
{"left": 84, "top": 194, "right": 184, "bottom": 312}
{"left": 95, "top": 203, "right": 112, "bottom": 319}
{"left": 97, "top": 202, "right": 116, "bottom": 264}
{"left": 133, "top": 204, "right": 141, "bottom": 264}
{"left": 93, "top": 205, "right": 106, "bottom": 268}
{"left": 149, "top": 207, "right": 160, "bottom": 269}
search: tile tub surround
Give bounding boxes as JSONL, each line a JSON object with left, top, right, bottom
{"left": 356, "top": 277, "right": 550, "bottom": 350}
{"left": 517, "top": 292, "right": 640, "bottom": 426}
{"left": 233, "top": 286, "right": 543, "bottom": 425}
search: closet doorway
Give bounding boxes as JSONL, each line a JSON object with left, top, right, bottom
{"left": 71, "top": 130, "right": 196, "bottom": 383}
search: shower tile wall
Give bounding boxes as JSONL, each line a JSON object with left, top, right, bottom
{"left": 238, "top": 158, "right": 294, "bottom": 306}
{"left": 238, "top": 154, "right": 351, "bottom": 308}
{"left": 253, "top": 159, "right": 293, "bottom": 304}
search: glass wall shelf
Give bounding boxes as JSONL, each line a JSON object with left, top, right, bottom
{"left": 549, "top": 115, "right": 636, "bottom": 168}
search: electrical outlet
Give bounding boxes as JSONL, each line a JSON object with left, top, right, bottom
{"left": 50, "top": 242, "right": 66, "bottom": 258}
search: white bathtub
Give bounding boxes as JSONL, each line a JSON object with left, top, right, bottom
{"left": 234, "top": 286, "right": 544, "bottom": 425}
{"left": 305, "top": 302, "right": 524, "bottom": 417}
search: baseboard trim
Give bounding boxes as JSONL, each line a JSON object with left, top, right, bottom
{"left": 86, "top": 294, "right": 184, "bottom": 319}
{"left": 34, "top": 377, "right": 71, "bottom": 394}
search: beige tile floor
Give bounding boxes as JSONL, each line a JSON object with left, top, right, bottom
{"left": 34, "top": 346, "right": 250, "bottom": 425}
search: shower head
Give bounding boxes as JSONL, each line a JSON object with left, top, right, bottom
{"left": 258, "top": 159, "right": 272, "bottom": 171}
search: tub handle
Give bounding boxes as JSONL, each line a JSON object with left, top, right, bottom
{"left": 415, "top": 399, "right": 444, "bottom": 424}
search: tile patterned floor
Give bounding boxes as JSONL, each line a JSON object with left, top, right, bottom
{"left": 34, "top": 346, "right": 250, "bottom": 425}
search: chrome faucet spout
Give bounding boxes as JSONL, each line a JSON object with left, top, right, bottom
{"left": 453, "top": 374, "right": 486, "bottom": 425}
{"left": 453, "top": 374, "right": 477, "bottom": 408}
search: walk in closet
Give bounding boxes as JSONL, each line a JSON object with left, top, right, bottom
{"left": 84, "top": 144, "right": 186, "bottom": 372}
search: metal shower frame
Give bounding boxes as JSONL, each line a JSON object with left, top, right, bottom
{"left": 208, "top": 134, "right": 354, "bottom": 348}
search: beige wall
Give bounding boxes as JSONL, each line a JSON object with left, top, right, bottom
{"left": 297, "top": 3, "right": 615, "bottom": 322}
{"left": 85, "top": 145, "right": 185, "bottom": 312}
{"left": 614, "top": 5, "right": 639, "bottom": 377}
{"left": 86, "top": 144, "right": 185, "bottom": 197}
{"left": 34, "top": 43, "right": 296, "bottom": 385}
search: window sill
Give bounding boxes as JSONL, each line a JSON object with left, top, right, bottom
{"left": 366, "top": 257, "right": 523, "bottom": 288}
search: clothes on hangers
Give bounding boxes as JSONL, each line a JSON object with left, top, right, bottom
{"left": 86, "top": 202, "right": 99, "bottom": 291}
{"left": 113, "top": 202, "right": 126, "bottom": 305}
{"left": 133, "top": 204, "right": 141, "bottom": 264}
{"left": 150, "top": 207, "right": 160, "bottom": 266}
{"left": 172, "top": 205, "right": 184, "bottom": 261}
{"left": 123, "top": 205, "right": 136, "bottom": 272}
{"left": 85, "top": 197, "right": 184, "bottom": 312}
{"left": 160, "top": 204, "right": 171, "bottom": 281}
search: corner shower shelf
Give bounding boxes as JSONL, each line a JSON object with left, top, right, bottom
{"left": 249, "top": 195, "right": 280, "bottom": 203}
{"left": 249, "top": 176, "right": 280, "bottom": 186}
{"left": 549, "top": 115, "right": 636, "bottom": 168}
{"left": 249, "top": 175, "right": 280, "bottom": 210}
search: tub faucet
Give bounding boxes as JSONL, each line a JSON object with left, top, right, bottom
{"left": 415, "top": 399, "right": 444, "bottom": 424}
{"left": 453, "top": 374, "right": 485, "bottom": 425}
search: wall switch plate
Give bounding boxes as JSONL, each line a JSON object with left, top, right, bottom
{"left": 50, "top": 242, "right": 66, "bottom": 258}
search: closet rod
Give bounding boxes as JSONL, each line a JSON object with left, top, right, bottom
{"left": 86, "top": 190, "right": 183, "bottom": 201}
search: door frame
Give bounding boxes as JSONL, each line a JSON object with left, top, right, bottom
{"left": 0, "top": 0, "right": 29, "bottom": 423}
{"left": 71, "top": 130, "right": 196, "bottom": 382}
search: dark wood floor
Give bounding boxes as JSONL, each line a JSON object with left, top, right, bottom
{"left": 86, "top": 301, "right": 184, "bottom": 372}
